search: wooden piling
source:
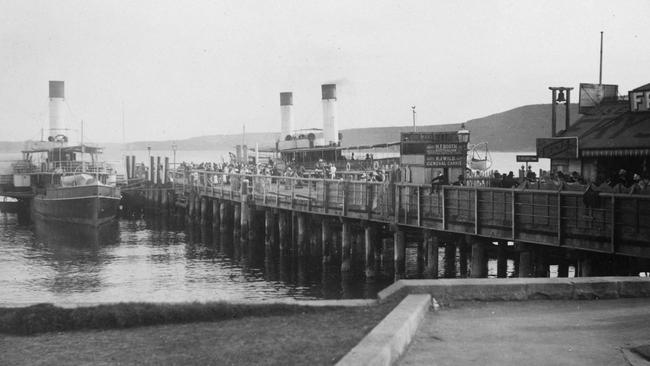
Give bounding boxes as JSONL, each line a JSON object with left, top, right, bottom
{"left": 321, "top": 218, "right": 332, "bottom": 264}
{"left": 497, "top": 240, "right": 508, "bottom": 278}
{"left": 265, "top": 209, "right": 277, "bottom": 252}
{"left": 425, "top": 231, "right": 439, "bottom": 279}
{"left": 444, "top": 240, "right": 456, "bottom": 278}
{"left": 240, "top": 180, "right": 249, "bottom": 244}
{"left": 297, "top": 213, "right": 307, "bottom": 257}
{"left": 470, "top": 236, "right": 487, "bottom": 278}
{"left": 341, "top": 220, "right": 351, "bottom": 272}
{"left": 233, "top": 204, "right": 241, "bottom": 242}
{"left": 518, "top": 243, "right": 532, "bottom": 277}
{"left": 394, "top": 229, "right": 406, "bottom": 280}
{"left": 278, "top": 211, "right": 290, "bottom": 256}
{"left": 164, "top": 157, "right": 169, "bottom": 184}
{"left": 212, "top": 199, "right": 220, "bottom": 230}
{"left": 156, "top": 156, "right": 161, "bottom": 184}
{"left": 458, "top": 236, "right": 468, "bottom": 278}
{"left": 364, "top": 224, "right": 376, "bottom": 280}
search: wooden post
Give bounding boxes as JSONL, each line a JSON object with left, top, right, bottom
{"left": 458, "top": 236, "right": 468, "bottom": 278}
{"left": 497, "top": 240, "right": 508, "bottom": 278}
{"left": 364, "top": 224, "right": 376, "bottom": 281}
{"left": 517, "top": 243, "right": 532, "bottom": 277}
{"left": 219, "top": 201, "right": 228, "bottom": 233}
{"left": 200, "top": 196, "right": 208, "bottom": 224}
{"left": 557, "top": 260, "right": 569, "bottom": 278}
{"left": 240, "top": 180, "right": 249, "bottom": 244}
{"left": 164, "top": 157, "right": 169, "bottom": 184}
{"left": 130, "top": 155, "right": 136, "bottom": 179}
{"left": 150, "top": 156, "right": 155, "bottom": 183}
{"left": 160, "top": 188, "right": 168, "bottom": 212}
{"left": 297, "top": 213, "right": 307, "bottom": 257}
{"left": 470, "top": 237, "right": 487, "bottom": 278}
{"left": 264, "top": 209, "right": 276, "bottom": 252}
{"left": 394, "top": 229, "right": 406, "bottom": 280}
{"left": 425, "top": 231, "right": 439, "bottom": 279}
{"left": 212, "top": 199, "right": 220, "bottom": 230}
{"left": 322, "top": 218, "right": 332, "bottom": 264}
{"left": 156, "top": 156, "right": 161, "bottom": 185}
{"left": 534, "top": 247, "right": 548, "bottom": 277}
{"left": 278, "top": 211, "right": 290, "bottom": 256}
{"left": 444, "top": 240, "right": 456, "bottom": 278}
{"left": 341, "top": 220, "right": 351, "bottom": 272}
{"left": 578, "top": 257, "right": 593, "bottom": 277}
{"left": 233, "top": 204, "right": 241, "bottom": 243}
{"left": 416, "top": 232, "right": 425, "bottom": 276}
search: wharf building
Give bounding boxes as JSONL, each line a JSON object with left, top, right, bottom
{"left": 541, "top": 82, "right": 650, "bottom": 184}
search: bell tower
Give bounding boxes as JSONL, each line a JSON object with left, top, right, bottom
{"left": 548, "top": 86, "right": 573, "bottom": 137}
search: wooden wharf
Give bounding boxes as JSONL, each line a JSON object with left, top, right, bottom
{"left": 129, "top": 165, "right": 650, "bottom": 280}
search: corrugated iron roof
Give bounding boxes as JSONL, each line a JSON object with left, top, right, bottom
{"left": 557, "top": 100, "right": 650, "bottom": 154}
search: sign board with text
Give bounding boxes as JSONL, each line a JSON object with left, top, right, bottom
{"left": 536, "top": 137, "right": 578, "bottom": 159}
{"left": 401, "top": 132, "right": 467, "bottom": 168}
{"left": 516, "top": 155, "right": 539, "bottom": 163}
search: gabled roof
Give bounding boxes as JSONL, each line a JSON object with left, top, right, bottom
{"left": 632, "top": 83, "right": 650, "bottom": 92}
{"left": 556, "top": 99, "right": 650, "bottom": 157}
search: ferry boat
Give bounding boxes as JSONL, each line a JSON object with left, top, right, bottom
{"left": 15, "top": 140, "right": 121, "bottom": 227}
{"left": 9, "top": 81, "right": 120, "bottom": 227}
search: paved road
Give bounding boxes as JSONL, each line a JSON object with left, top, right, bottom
{"left": 399, "top": 298, "right": 650, "bottom": 366}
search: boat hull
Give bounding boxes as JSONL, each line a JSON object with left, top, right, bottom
{"left": 32, "top": 185, "right": 120, "bottom": 227}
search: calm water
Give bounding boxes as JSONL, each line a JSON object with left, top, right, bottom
{"left": 0, "top": 213, "right": 392, "bottom": 307}
{"left": 0, "top": 149, "right": 551, "bottom": 307}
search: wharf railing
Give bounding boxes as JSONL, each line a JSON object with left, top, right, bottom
{"left": 170, "top": 170, "right": 650, "bottom": 258}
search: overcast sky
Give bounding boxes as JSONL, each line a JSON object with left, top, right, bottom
{"left": 1, "top": 0, "right": 649, "bottom": 143}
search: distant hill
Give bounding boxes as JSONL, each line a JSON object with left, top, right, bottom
{"left": 0, "top": 104, "right": 579, "bottom": 153}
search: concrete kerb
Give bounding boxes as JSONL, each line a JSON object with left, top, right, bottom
{"left": 377, "top": 277, "right": 650, "bottom": 304}
{"left": 336, "top": 294, "right": 431, "bottom": 366}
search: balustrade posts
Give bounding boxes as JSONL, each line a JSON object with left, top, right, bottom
{"left": 470, "top": 236, "right": 488, "bottom": 278}
{"left": 394, "top": 229, "right": 406, "bottom": 280}
{"left": 497, "top": 240, "right": 508, "bottom": 278}
{"left": 425, "top": 231, "right": 439, "bottom": 279}
{"left": 341, "top": 220, "right": 352, "bottom": 272}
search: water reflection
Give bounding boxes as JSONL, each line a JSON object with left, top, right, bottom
{"left": 0, "top": 213, "right": 395, "bottom": 306}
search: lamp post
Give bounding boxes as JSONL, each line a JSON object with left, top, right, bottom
{"left": 457, "top": 123, "right": 470, "bottom": 144}
{"left": 457, "top": 123, "right": 470, "bottom": 180}
{"left": 411, "top": 106, "right": 417, "bottom": 132}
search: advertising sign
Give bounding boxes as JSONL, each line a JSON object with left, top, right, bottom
{"left": 536, "top": 137, "right": 578, "bottom": 159}
{"left": 629, "top": 90, "right": 650, "bottom": 112}
{"left": 400, "top": 132, "right": 467, "bottom": 167}
{"left": 578, "top": 83, "right": 618, "bottom": 114}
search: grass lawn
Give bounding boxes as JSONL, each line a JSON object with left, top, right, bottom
{"left": 0, "top": 300, "right": 398, "bottom": 365}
